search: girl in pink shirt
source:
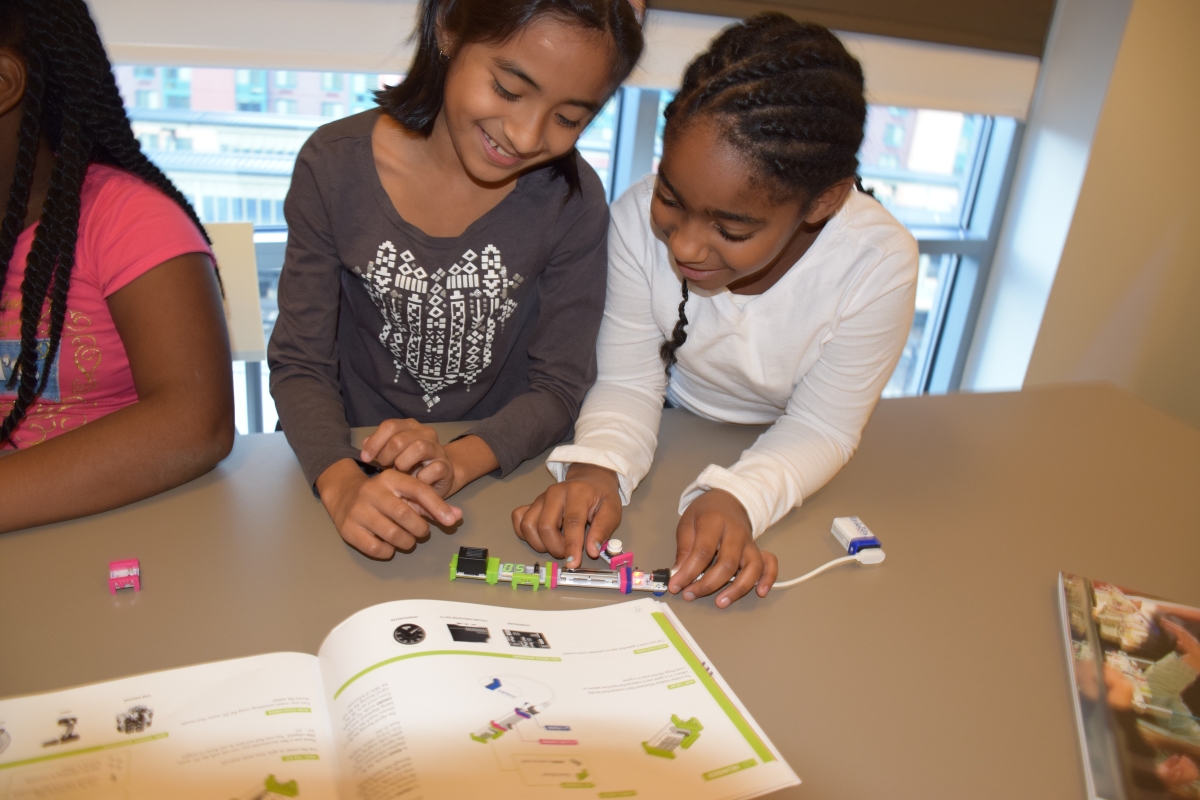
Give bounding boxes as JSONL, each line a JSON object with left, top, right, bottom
{"left": 0, "top": 0, "right": 234, "bottom": 532}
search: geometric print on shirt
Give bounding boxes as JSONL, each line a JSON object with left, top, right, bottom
{"left": 354, "top": 241, "right": 523, "bottom": 410}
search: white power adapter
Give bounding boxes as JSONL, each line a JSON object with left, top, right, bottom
{"left": 771, "top": 517, "right": 886, "bottom": 588}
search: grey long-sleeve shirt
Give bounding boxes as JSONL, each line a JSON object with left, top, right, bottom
{"left": 268, "top": 110, "right": 609, "bottom": 486}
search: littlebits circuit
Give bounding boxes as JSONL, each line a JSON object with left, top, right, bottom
{"left": 449, "top": 517, "right": 886, "bottom": 596}
{"left": 450, "top": 539, "right": 670, "bottom": 595}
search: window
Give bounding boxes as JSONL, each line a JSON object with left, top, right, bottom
{"left": 576, "top": 95, "right": 620, "bottom": 195}
{"left": 134, "top": 90, "right": 159, "bottom": 109}
{"left": 883, "top": 123, "right": 905, "bottom": 148}
{"left": 118, "top": 62, "right": 1018, "bottom": 432}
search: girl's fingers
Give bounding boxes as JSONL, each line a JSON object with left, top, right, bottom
{"left": 582, "top": 500, "right": 621, "bottom": 562}
{"left": 392, "top": 438, "right": 442, "bottom": 473}
{"left": 414, "top": 458, "right": 454, "bottom": 494}
{"left": 378, "top": 471, "right": 461, "bottom": 527}
{"left": 361, "top": 419, "right": 439, "bottom": 465}
{"left": 670, "top": 516, "right": 722, "bottom": 595}
{"left": 512, "top": 504, "right": 532, "bottom": 535}
{"left": 361, "top": 419, "right": 412, "bottom": 462}
{"left": 517, "top": 497, "right": 550, "bottom": 553}
{"left": 358, "top": 507, "right": 414, "bottom": 555}
{"left": 715, "top": 548, "right": 762, "bottom": 608}
{"left": 560, "top": 484, "right": 602, "bottom": 567}
{"left": 685, "top": 527, "right": 743, "bottom": 599}
{"left": 757, "top": 551, "right": 779, "bottom": 597}
{"left": 377, "top": 494, "right": 431, "bottom": 543}
{"left": 342, "top": 520, "right": 396, "bottom": 560}
{"left": 534, "top": 487, "right": 570, "bottom": 559}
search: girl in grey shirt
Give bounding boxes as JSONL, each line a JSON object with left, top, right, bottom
{"left": 268, "top": 0, "right": 643, "bottom": 558}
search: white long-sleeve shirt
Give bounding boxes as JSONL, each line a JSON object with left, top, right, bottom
{"left": 547, "top": 176, "right": 919, "bottom": 537}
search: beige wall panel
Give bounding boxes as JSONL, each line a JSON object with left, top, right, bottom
{"left": 90, "top": 1, "right": 1038, "bottom": 119}
{"left": 1025, "top": 0, "right": 1200, "bottom": 429}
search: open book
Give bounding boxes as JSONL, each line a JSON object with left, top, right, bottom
{"left": 0, "top": 598, "right": 799, "bottom": 799}
{"left": 1059, "top": 573, "right": 1200, "bottom": 799}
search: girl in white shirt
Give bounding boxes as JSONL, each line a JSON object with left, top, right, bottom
{"left": 512, "top": 14, "right": 918, "bottom": 607}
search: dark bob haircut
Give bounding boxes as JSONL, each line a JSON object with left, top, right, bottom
{"left": 377, "top": 0, "right": 644, "bottom": 194}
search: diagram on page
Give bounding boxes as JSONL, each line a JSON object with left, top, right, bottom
{"left": 0, "top": 653, "right": 338, "bottom": 800}
{"left": 318, "top": 598, "right": 798, "bottom": 800}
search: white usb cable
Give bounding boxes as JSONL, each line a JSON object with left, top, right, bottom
{"left": 772, "top": 546, "right": 886, "bottom": 588}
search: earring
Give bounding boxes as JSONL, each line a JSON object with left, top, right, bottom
{"left": 438, "top": 47, "right": 448, "bottom": 59}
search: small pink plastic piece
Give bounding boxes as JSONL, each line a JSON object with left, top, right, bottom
{"left": 619, "top": 567, "right": 632, "bottom": 594}
{"left": 610, "top": 552, "right": 634, "bottom": 570}
{"left": 108, "top": 559, "right": 141, "bottom": 594}
{"left": 548, "top": 561, "right": 559, "bottom": 588}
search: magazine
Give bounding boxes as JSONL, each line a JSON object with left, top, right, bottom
{"left": 0, "top": 598, "right": 799, "bottom": 800}
{"left": 1059, "top": 573, "right": 1200, "bottom": 799}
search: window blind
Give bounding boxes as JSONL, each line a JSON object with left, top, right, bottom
{"left": 648, "top": 0, "right": 1057, "bottom": 57}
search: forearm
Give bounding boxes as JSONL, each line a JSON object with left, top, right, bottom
{"left": 680, "top": 416, "right": 853, "bottom": 538}
{"left": 546, "top": 379, "right": 665, "bottom": 500}
{"left": 270, "top": 372, "right": 360, "bottom": 486}
{"left": 0, "top": 392, "right": 233, "bottom": 533}
{"left": 445, "top": 435, "right": 501, "bottom": 495}
{"left": 464, "top": 389, "right": 574, "bottom": 476}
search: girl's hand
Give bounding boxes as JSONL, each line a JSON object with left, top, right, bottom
{"left": 317, "top": 459, "right": 462, "bottom": 558}
{"left": 512, "top": 464, "right": 623, "bottom": 567}
{"left": 670, "top": 489, "right": 778, "bottom": 608}
{"left": 360, "top": 419, "right": 454, "bottom": 498}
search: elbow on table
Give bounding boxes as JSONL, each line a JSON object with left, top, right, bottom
{"left": 173, "top": 396, "right": 236, "bottom": 479}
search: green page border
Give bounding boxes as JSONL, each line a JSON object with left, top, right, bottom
{"left": 330, "top": 615, "right": 775, "bottom": 766}
{"left": 0, "top": 732, "right": 168, "bottom": 771}
{"left": 651, "top": 612, "right": 775, "bottom": 763}
{"left": 333, "top": 650, "right": 560, "bottom": 700}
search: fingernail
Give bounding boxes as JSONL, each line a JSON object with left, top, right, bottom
{"left": 683, "top": 592, "right": 695, "bottom": 601}
{"left": 566, "top": 556, "right": 574, "bottom": 563}
{"left": 717, "top": 597, "right": 729, "bottom": 608}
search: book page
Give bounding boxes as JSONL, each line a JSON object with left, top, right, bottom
{"left": 0, "top": 652, "right": 338, "bottom": 800}
{"left": 1059, "top": 573, "right": 1200, "bottom": 800}
{"left": 318, "top": 598, "right": 798, "bottom": 800}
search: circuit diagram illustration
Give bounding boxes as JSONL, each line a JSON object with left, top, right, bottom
{"left": 642, "top": 715, "right": 704, "bottom": 759}
{"left": 116, "top": 705, "right": 153, "bottom": 734}
{"left": 469, "top": 675, "right": 556, "bottom": 744}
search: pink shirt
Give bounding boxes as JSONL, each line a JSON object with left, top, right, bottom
{"left": 0, "top": 164, "right": 213, "bottom": 448}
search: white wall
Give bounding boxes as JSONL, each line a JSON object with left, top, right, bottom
{"left": 89, "top": 0, "right": 1039, "bottom": 118}
{"left": 960, "top": 0, "right": 1133, "bottom": 392}
{"left": 1023, "top": 0, "right": 1200, "bottom": 429}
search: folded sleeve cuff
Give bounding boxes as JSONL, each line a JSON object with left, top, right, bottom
{"left": 298, "top": 443, "right": 365, "bottom": 496}
{"left": 546, "top": 444, "right": 637, "bottom": 505}
{"left": 678, "top": 464, "right": 782, "bottom": 539}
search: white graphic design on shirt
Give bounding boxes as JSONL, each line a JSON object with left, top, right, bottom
{"left": 356, "top": 242, "right": 523, "bottom": 410}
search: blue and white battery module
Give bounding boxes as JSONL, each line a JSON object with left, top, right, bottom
{"left": 831, "top": 516, "right": 883, "bottom": 555}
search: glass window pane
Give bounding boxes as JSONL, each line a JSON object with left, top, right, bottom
{"left": 576, "top": 93, "right": 620, "bottom": 196}
{"left": 882, "top": 254, "right": 958, "bottom": 397}
{"left": 859, "top": 107, "right": 987, "bottom": 228}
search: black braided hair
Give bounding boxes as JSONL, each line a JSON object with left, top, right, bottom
{"left": 657, "top": 14, "right": 868, "bottom": 371}
{"left": 0, "top": 0, "right": 212, "bottom": 446}
{"left": 376, "top": 0, "right": 644, "bottom": 197}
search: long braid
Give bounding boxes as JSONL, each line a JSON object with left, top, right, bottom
{"left": 0, "top": 0, "right": 213, "bottom": 445}
{"left": 658, "top": 279, "right": 689, "bottom": 373}
{"left": 0, "top": 51, "right": 40, "bottom": 308}
{"left": 656, "top": 14, "right": 868, "bottom": 370}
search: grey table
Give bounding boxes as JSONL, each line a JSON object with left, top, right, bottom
{"left": 3, "top": 384, "right": 1199, "bottom": 799}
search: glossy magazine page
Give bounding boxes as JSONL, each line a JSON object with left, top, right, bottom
{"left": 1059, "top": 573, "right": 1200, "bottom": 800}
